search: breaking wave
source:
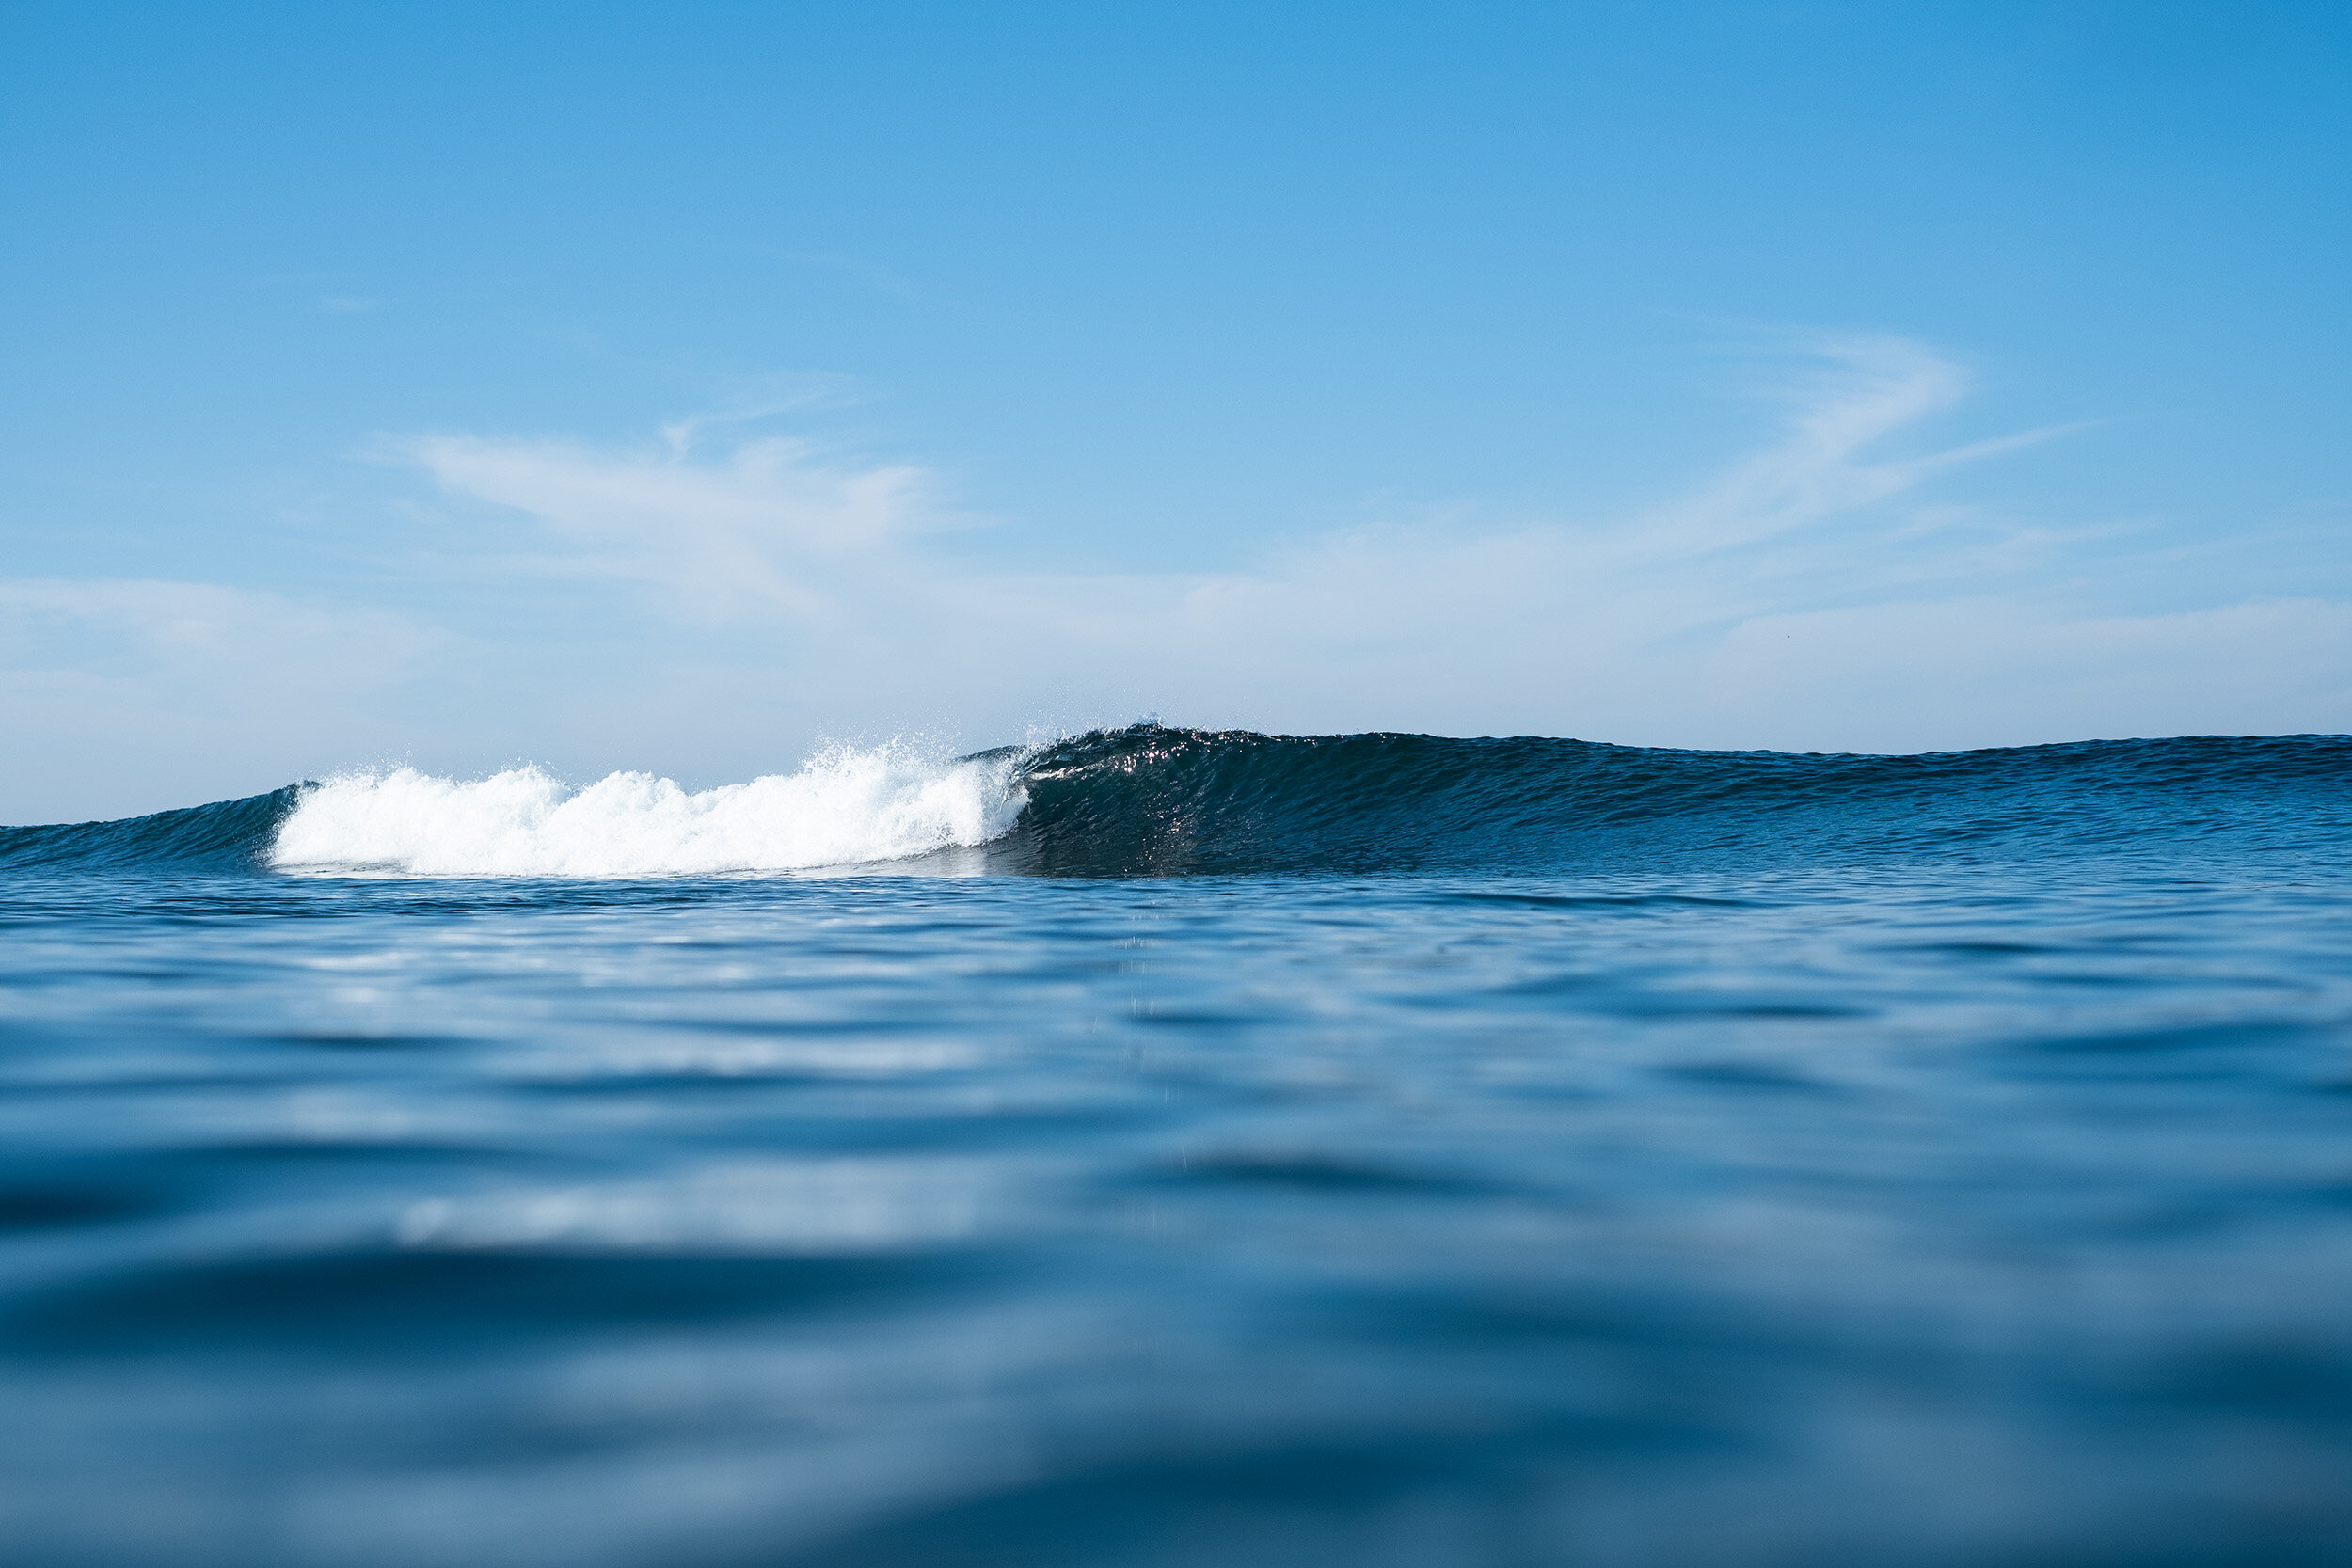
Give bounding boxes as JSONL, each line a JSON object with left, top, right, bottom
{"left": 3, "top": 724, "right": 2346, "bottom": 879}
{"left": 269, "top": 746, "right": 1026, "bottom": 876}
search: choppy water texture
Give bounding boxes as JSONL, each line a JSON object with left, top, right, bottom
{"left": 4, "top": 725, "right": 2351, "bottom": 1566}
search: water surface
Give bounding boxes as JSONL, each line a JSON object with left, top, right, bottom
{"left": 5, "top": 728, "right": 2349, "bottom": 1564}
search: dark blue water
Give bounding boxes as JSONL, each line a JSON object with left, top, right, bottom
{"left": 5, "top": 728, "right": 2351, "bottom": 1565}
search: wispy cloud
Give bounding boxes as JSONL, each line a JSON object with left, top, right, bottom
{"left": 395, "top": 431, "right": 930, "bottom": 618}
{"left": 656, "top": 372, "right": 866, "bottom": 457}
{"left": 1629, "top": 334, "right": 2076, "bottom": 561}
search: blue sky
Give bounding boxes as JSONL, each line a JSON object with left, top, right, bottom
{"left": 4, "top": 1, "right": 2348, "bottom": 820}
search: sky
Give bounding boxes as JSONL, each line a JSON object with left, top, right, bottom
{"left": 3, "top": 0, "right": 2348, "bottom": 822}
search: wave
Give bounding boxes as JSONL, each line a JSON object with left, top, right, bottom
{"left": 4, "top": 725, "right": 2347, "bottom": 879}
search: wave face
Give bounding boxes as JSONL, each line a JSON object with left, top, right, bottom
{"left": 0, "top": 786, "right": 301, "bottom": 874}
{"left": 4, "top": 725, "right": 2347, "bottom": 878}
{"left": 989, "top": 724, "right": 2352, "bottom": 876}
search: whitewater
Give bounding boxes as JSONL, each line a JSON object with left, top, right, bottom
{"left": 5, "top": 724, "right": 2351, "bottom": 1567}
{"left": 266, "top": 747, "right": 1028, "bottom": 877}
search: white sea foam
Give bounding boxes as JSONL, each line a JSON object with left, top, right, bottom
{"left": 267, "top": 744, "right": 1026, "bottom": 877}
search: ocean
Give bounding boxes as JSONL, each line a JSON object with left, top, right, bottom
{"left": 3, "top": 723, "right": 2349, "bottom": 1566}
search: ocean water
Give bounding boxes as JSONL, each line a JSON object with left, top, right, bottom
{"left": 4, "top": 724, "right": 2350, "bottom": 1566}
